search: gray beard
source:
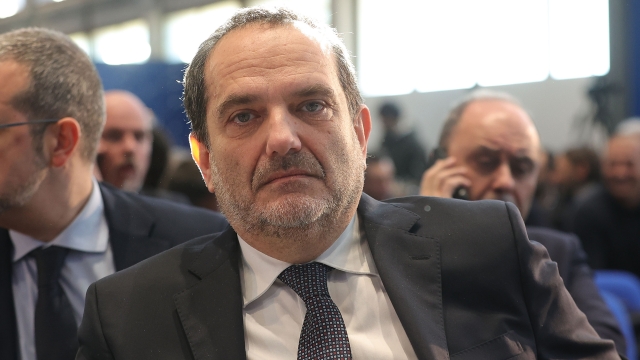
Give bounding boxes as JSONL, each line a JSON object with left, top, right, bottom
{"left": 210, "top": 148, "right": 363, "bottom": 241}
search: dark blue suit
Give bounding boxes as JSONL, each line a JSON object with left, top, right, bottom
{"left": 77, "top": 195, "right": 618, "bottom": 359}
{"left": 0, "top": 183, "right": 228, "bottom": 360}
{"left": 526, "top": 226, "right": 625, "bottom": 353}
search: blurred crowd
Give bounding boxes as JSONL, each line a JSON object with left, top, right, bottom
{"left": 366, "top": 96, "right": 640, "bottom": 280}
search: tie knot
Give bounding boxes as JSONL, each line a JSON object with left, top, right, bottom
{"left": 30, "top": 246, "right": 69, "bottom": 288}
{"left": 278, "top": 263, "right": 332, "bottom": 303}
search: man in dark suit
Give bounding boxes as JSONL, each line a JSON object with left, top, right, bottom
{"left": 573, "top": 133, "right": 640, "bottom": 276}
{"left": 0, "top": 28, "right": 227, "bottom": 360}
{"left": 420, "top": 90, "right": 625, "bottom": 353}
{"left": 78, "top": 7, "right": 619, "bottom": 359}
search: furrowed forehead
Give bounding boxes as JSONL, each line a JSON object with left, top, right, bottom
{"left": 204, "top": 23, "right": 338, "bottom": 96}
{"left": 464, "top": 101, "right": 538, "bottom": 136}
{"left": 291, "top": 21, "right": 333, "bottom": 56}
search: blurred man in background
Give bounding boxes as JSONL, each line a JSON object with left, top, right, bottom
{"left": 99, "top": 91, "right": 190, "bottom": 204}
{"left": 551, "top": 146, "right": 601, "bottom": 231}
{"left": 167, "top": 158, "right": 219, "bottom": 211}
{"left": 0, "top": 28, "right": 227, "bottom": 360}
{"left": 97, "top": 90, "right": 153, "bottom": 193}
{"left": 379, "top": 102, "right": 428, "bottom": 185}
{"left": 573, "top": 130, "right": 640, "bottom": 276}
{"left": 362, "top": 155, "right": 398, "bottom": 200}
{"left": 420, "top": 90, "right": 626, "bottom": 352}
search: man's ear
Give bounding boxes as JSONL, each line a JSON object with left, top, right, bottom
{"left": 48, "top": 117, "right": 81, "bottom": 168}
{"left": 353, "top": 105, "right": 372, "bottom": 158}
{"left": 189, "top": 133, "right": 215, "bottom": 193}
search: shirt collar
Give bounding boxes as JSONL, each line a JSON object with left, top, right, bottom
{"left": 238, "top": 213, "right": 378, "bottom": 307}
{"left": 11, "top": 178, "right": 109, "bottom": 262}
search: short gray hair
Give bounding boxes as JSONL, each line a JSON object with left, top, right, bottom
{"left": 438, "top": 89, "right": 523, "bottom": 150}
{"left": 183, "top": 6, "right": 362, "bottom": 146}
{"left": 0, "top": 28, "right": 105, "bottom": 160}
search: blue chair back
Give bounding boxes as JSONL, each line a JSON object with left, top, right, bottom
{"left": 595, "top": 270, "right": 640, "bottom": 312}
{"left": 600, "top": 290, "right": 638, "bottom": 359}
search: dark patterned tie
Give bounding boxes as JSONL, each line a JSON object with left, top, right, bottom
{"left": 278, "top": 263, "right": 352, "bottom": 360}
{"left": 32, "top": 246, "right": 77, "bottom": 360}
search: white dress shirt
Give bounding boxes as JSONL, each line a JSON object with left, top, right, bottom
{"left": 239, "top": 215, "right": 418, "bottom": 360}
{"left": 10, "top": 179, "right": 113, "bottom": 360}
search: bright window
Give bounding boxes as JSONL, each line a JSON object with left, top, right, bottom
{"left": 0, "top": 0, "right": 25, "bottom": 19}
{"left": 164, "top": 1, "right": 242, "bottom": 64}
{"left": 358, "top": 0, "right": 610, "bottom": 96}
{"left": 93, "top": 19, "right": 151, "bottom": 65}
{"left": 69, "top": 32, "right": 90, "bottom": 56}
{"left": 548, "top": 0, "right": 610, "bottom": 79}
{"left": 164, "top": 0, "right": 331, "bottom": 63}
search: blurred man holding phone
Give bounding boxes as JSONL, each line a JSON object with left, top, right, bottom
{"left": 420, "top": 91, "right": 538, "bottom": 216}
{"left": 420, "top": 90, "right": 626, "bottom": 353}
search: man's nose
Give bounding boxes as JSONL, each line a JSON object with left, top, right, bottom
{"left": 611, "top": 164, "right": 632, "bottom": 179}
{"left": 264, "top": 109, "right": 302, "bottom": 156}
{"left": 492, "top": 162, "right": 516, "bottom": 192}
{"left": 121, "top": 133, "right": 138, "bottom": 154}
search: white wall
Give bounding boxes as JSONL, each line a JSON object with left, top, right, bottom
{"left": 364, "top": 77, "right": 609, "bottom": 155}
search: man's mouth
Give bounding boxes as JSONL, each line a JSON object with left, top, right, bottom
{"left": 251, "top": 152, "right": 325, "bottom": 192}
{"left": 117, "top": 163, "right": 136, "bottom": 175}
{"left": 262, "top": 169, "right": 316, "bottom": 186}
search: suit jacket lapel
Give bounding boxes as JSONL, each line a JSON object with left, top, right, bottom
{"left": 0, "top": 229, "right": 18, "bottom": 360}
{"left": 99, "top": 183, "right": 167, "bottom": 270}
{"left": 174, "top": 228, "right": 246, "bottom": 360}
{"left": 359, "top": 194, "right": 449, "bottom": 360}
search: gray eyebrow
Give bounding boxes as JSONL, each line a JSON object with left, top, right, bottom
{"left": 214, "top": 83, "right": 337, "bottom": 119}
{"left": 474, "top": 145, "right": 535, "bottom": 159}
{"left": 216, "top": 94, "right": 260, "bottom": 118}
{"left": 292, "top": 84, "right": 337, "bottom": 101}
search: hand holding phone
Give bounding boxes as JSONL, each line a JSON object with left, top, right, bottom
{"left": 420, "top": 148, "right": 471, "bottom": 200}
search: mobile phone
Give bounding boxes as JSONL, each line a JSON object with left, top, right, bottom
{"left": 429, "top": 148, "right": 470, "bottom": 200}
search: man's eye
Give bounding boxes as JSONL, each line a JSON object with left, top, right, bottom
{"left": 303, "top": 101, "right": 324, "bottom": 112}
{"left": 511, "top": 159, "right": 535, "bottom": 178}
{"left": 232, "top": 112, "right": 255, "bottom": 124}
{"left": 102, "top": 131, "right": 123, "bottom": 142}
{"left": 134, "top": 131, "right": 149, "bottom": 142}
{"left": 476, "top": 157, "right": 499, "bottom": 171}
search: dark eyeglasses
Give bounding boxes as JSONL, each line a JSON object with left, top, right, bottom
{"left": 0, "top": 119, "right": 60, "bottom": 130}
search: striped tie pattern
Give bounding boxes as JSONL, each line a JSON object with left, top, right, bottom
{"left": 278, "top": 263, "right": 352, "bottom": 360}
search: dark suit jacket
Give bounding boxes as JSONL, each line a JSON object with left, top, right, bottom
{"left": 77, "top": 195, "right": 618, "bottom": 360}
{"left": 0, "top": 183, "right": 228, "bottom": 360}
{"left": 527, "top": 226, "right": 626, "bottom": 353}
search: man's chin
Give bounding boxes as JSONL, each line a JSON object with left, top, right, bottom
{"left": 609, "top": 188, "right": 636, "bottom": 202}
{"left": 254, "top": 194, "right": 333, "bottom": 229}
{"left": 120, "top": 177, "right": 144, "bottom": 192}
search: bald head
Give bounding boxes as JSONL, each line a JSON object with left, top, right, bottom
{"left": 445, "top": 98, "right": 541, "bottom": 218}
{"left": 602, "top": 134, "right": 640, "bottom": 208}
{"left": 104, "top": 91, "right": 152, "bottom": 125}
{"left": 450, "top": 99, "right": 540, "bottom": 153}
{"left": 98, "top": 91, "right": 154, "bottom": 192}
